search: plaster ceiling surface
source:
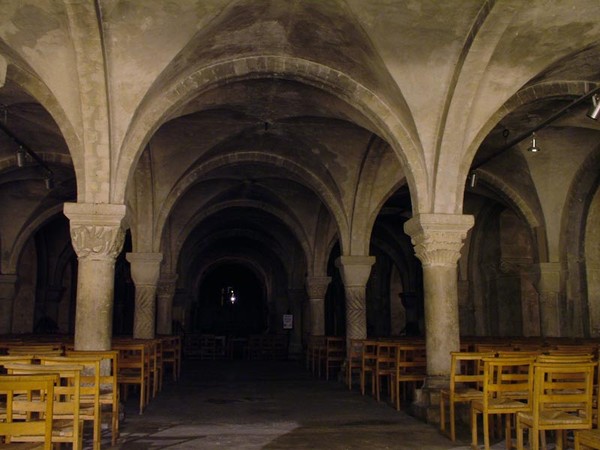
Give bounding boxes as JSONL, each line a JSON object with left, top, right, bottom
{"left": 0, "top": 0, "right": 599, "bottom": 284}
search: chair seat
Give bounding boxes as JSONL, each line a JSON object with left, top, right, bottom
{"left": 473, "top": 397, "right": 528, "bottom": 411}
{"left": 519, "top": 409, "right": 589, "bottom": 426}
{"left": 0, "top": 442, "right": 47, "bottom": 449}
{"left": 576, "top": 428, "right": 600, "bottom": 448}
{"left": 441, "top": 387, "right": 483, "bottom": 402}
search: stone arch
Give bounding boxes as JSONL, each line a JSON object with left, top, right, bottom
{"left": 456, "top": 80, "right": 599, "bottom": 213}
{"left": 115, "top": 56, "right": 427, "bottom": 213}
{"left": 5, "top": 62, "right": 83, "bottom": 197}
{"left": 154, "top": 151, "right": 347, "bottom": 254}
{"left": 560, "top": 145, "right": 600, "bottom": 336}
{"left": 172, "top": 199, "right": 313, "bottom": 274}
{"left": 7, "top": 203, "right": 65, "bottom": 274}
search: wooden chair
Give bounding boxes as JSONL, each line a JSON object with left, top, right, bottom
{"left": 374, "top": 342, "right": 397, "bottom": 402}
{"left": 576, "top": 431, "right": 600, "bottom": 449}
{"left": 471, "top": 356, "right": 535, "bottom": 450}
{"left": 41, "top": 356, "right": 102, "bottom": 450}
{"left": 66, "top": 350, "right": 120, "bottom": 446}
{"left": 360, "top": 340, "right": 378, "bottom": 396}
{"left": 0, "top": 373, "right": 58, "bottom": 450}
{"left": 323, "top": 337, "right": 345, "bottom": 381}
{"left": 440, "top": 351, "right": 493, "bottom": 441}
{"left": 516, "top": 361, "right": 596, "bottom": 450}
{"left": 392, "top": 344, "right": 427, "bottom": 410}
{"left": 161, "top": 335, "right": 181, "bottom": 382}
{"left": 113, "top": 342, "right": 149, "bottom": 414}
{"left": 4, "top": 362, "right": 84, "bottom": 450}
{"left": 345, "top": 339, "right": 363, "bottom": 390}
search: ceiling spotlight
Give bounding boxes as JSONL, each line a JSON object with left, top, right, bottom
{"left": 44, "top": 174, "right": 54, "bottom": 190}
{"left": 16, "top": 146, "right": 26, "bottom": 167}
{"left": 469, "top": 172, "right": 477, "bottom": 188}
{"left": 587, "top": 94, "right": 600, "bottom": 120}
{"left": 527, "top": 132, "right": 541, "bottom": 153}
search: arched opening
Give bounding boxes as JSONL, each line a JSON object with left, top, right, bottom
{"left": 193, "top": 262, "right": 266, "bottom": 337}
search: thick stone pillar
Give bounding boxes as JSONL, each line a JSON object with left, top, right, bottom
{"left": 64, "top": 203, "right": 126, "bottom": 351}
{"left": 535, "top": 262, "right": 562, "bottom": 337}
{"left": 305, "top": 276, "right": 331, "bottom": 336}
{"left": 404, "top": 214, "right": 474, "bottom": 387}
{"left": 335, "top": 256, "right": 375, "bottom": 347}
{"left": 156, "top": 274, "right": 178, "bottom": 335}
{"left": 0, "top": 274, "right": 18, "bottom": 334}
{"left": 126, "top": 252, "right": 163, "bottom": 339}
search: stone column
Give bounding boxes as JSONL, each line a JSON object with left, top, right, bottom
{"left": 156, "top": 274, "right": 178, "bottom": 335}
{"left": 535, "top": 262, "right": 562, "bottom": 337}
{"left": 335, "top": 256, "right": 375, "bottom": 348}
{"left": 404, "top": 214, "right": 474, "bottom": 387}
{"left": 0, "top": 274, "right": 18, "bottom": 334}
{"left": 64, "top": 203, "right": 127, "bottom": 351}
{"left": 126, "top": 252, "right": 163, "bottom": 339}
{"left": 305, "top": 276, "right": 331, "bottom": 336}
{"left": 287, "top": 288, "right": 305, "bottom": 358}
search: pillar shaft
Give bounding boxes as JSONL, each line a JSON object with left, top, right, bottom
{"left": 0, "top": 274, "right": 18, "bottom": 334}
{"left": 156, "top": 274, "right": 178, "bottom": 335}
{"left": 126, "top": 252, "right": 163, "bottom": 339}
{"left": 535, "top": 262, "right": 562, "bottom": 337}
{"left": 335, "top": 256, "right": 375, "bottom": 347}
{"left": 306, "top": 276, "right": 331, "bottom": 336}
{"left": 404, "top": 214, "right": 473, "bottom": 386}
{"left": 64, "top": 203, "right": 126, "bottom": 351}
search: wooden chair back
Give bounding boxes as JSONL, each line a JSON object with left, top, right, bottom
{"left": 0, "top": 373, "right": 58, "bottom": 449}
{"left": 440, "top": 351, "right": 493, "bottom": 441}
{"left": 113, "top": 342, "right": 149, "bottom": 414}
{"left": 345, "top": 339, "right": 363, "bottom": 390}
{"left": 66, "top": 349, "right": 120, "bottom": 445}
{"left": 3, "top": 362, "right": 84, "bottom": 449}
{"left": 41, "top": 355, "right": 102, "bottom": 450}
{"left": 393, "top": 344, "right": 427, "bottom": 410}
{"left": 360, "top": 340, "right": 378, "bottom": 396}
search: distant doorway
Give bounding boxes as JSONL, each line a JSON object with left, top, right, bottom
{"left": 194, "top": 264, "right": 266, "bottom": 337}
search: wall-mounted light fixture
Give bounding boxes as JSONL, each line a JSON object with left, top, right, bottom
{"left": 527, "top": 132, "right": 541, "bottom": 153}
{"left": 16, "top": 146, "right": 26, "bottom": 167}
{"left": 587, "top": 94, "right": 600, "bottom": 120}
{"left": 469, "top": 172, "right": 477, "bottom": 188}
{"left": 44, "top": 174, "right": 54, "bottom": 190}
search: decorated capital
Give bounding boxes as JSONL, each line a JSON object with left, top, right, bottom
{"left": 404, "top": 214, "right": 474, "bottom": 267}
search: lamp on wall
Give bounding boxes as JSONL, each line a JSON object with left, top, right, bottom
{"left": 44, "top": 173, "right": 54, "bottom": 190}
{"left": 16, "top": 146, "right": 26, "bottom": 167}
{"left": 527, "top": 132, "right": 541, "bottom": 153}
{"left": 587, "top": 94, "right": 600, "bottom": 120}
{"left": 469, "top": 172, "right": 477, "bottom": 188}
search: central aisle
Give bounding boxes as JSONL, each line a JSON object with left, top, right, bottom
{"left": 111, "top": 360, "right": 471, "bottom": 449}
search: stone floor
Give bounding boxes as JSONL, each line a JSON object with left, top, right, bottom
{"left": 99, "top": 359, "right": 504, "bottom": 449}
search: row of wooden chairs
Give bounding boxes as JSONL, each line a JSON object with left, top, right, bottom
{"left": 439, "top": 350, "right": 599, "bottom": 450}
{"left": 0, "top": 373, "right": 59, "bottom": 449}
{"left": 0, "top": 335, "right": 182, "bottom": 447}
{"left": 342, "top": 338, "right": 427, "bottom": 411}
{"left": 0, "top": 355, "right": 110, "bottom": 449}
{"left": 306, "top": 336, "right": 346, "bottom": 380}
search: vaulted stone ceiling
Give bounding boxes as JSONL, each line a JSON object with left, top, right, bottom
{"left": 0, "top": 1, "right": 598, "bottom": 333}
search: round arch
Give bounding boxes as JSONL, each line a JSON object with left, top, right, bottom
{"left": 115, "top": 56, "right": 427, "bottom": 213}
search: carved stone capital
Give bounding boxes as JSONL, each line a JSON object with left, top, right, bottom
{"left": 335, "top": 256, "right": 375, "bottom": 287}
{"left": 404, "top": 214, "right": 474, "bottom": 267}
{"left": 305, "top": 276, "right": 331, "bottom": 299}
{"left": 64, "top": 203, "right": 127, "bottom": 260}
{"left": 126, "top": 252, "right": 163, "bottom": 287}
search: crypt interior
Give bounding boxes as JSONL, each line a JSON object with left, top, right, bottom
{"left": 0, "top": 0, "right": 600, "bottom": 442}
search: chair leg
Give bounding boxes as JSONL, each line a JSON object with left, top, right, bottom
{"left": 471, "top": 408, "right": 478, "bottom": 449}
{"left": 516, "top": 417, "right": 523, "bottom": 450}
{"left": 439, "top": 395, "right": 446, "bottom": 434}
{"left": 450, "top": 401, "right": 456, "bottom": 442}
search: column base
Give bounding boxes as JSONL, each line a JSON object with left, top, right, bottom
{"left": 409, "top": 375, "right": 448, "bottom": 425}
